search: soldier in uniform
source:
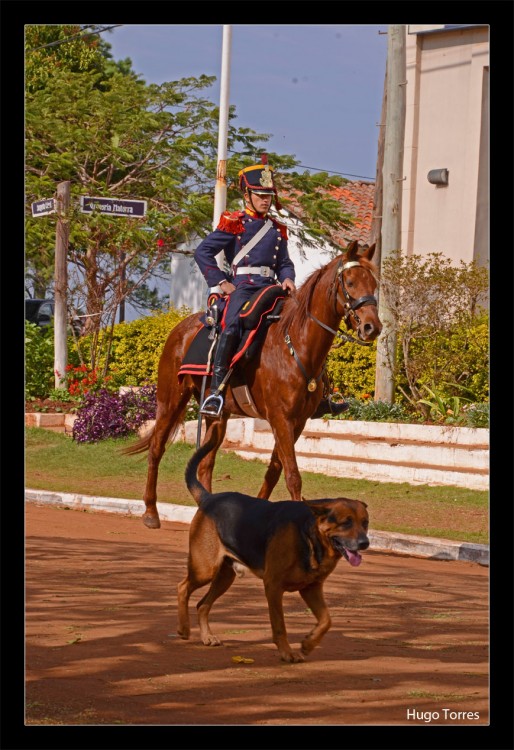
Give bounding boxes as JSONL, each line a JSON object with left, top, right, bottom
{"left": 194, "top": 160, "right": 348, "bottom": 419}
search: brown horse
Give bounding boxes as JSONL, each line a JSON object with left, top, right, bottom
{"left": 126, "top": 241, "right": 382, "bottom": 529}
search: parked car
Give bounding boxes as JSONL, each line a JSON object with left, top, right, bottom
{"left": 25, "top": 298, "right": 85, "bottom": 336}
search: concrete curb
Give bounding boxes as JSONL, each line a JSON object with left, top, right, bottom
{"left": 25, "top": 489, "right": 489, "bottom": 567}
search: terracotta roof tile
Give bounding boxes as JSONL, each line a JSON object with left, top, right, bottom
{"left": 283, "top": 180, "right": 376, "bottom": 247}
{"left": 327, "top": 181, "right": 375, "bottom": 246}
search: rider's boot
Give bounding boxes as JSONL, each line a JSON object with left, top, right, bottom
{"left": 310, "top": 394, "right": 350, "bottom": 419}
{"left": 200, "top": 332, "right": 239, "bottom": 417}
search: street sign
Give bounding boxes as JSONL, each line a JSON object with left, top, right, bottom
{"left": 80, "top": 196, "right": 147, "bottom": 218}
{"left": 31, "top": 198, "right": 57, "bottom": 217}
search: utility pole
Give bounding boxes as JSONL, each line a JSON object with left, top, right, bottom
{"left": 374, "top": 25, "right": 406, "bottom": 403}
{"left": 54, "top": 180, "right": 70, "bottom": 389}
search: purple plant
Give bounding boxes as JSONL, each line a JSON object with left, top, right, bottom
{"left": 72, "top": 385, "right": 157, "bottom": 443}
{"left": 120, "top": 384, "right": 157, "bottom": 432}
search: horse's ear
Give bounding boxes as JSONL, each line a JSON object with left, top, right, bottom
{"left": 346, "top": 240, "right": 359, "bottom": 260}
{"left": 362, "top": 242, "right": 376, "bottom": 261}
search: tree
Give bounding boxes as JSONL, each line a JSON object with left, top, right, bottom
{"left": 25, "top": 25, "right": 358, "bottom": 366}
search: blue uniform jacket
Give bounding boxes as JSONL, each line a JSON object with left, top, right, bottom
{"left": 194, "top": 209, "right": 295, "bottom": 289}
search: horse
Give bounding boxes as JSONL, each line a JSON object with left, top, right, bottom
{"left": 125, "top": 240, "right": 382, "bottom": 529}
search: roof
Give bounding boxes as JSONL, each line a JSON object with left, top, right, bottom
{"left": 328, "top": 181, "right": 375, "bottom": 246}
{"left": 283, "top": 179, "right": 375, "bottom": 248}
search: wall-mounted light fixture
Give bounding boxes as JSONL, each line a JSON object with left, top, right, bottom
{"left": 427, "top": 168, "right": 449, "bottom": 186}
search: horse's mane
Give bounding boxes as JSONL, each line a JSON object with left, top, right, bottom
{"left": 277, "top": 251, "right": 378, "bottom": 336}
{"left": 277, "top": 264, "right": 326, "bottom": 334}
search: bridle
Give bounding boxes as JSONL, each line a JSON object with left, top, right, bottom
{"left": 306, "top": 258, "right": 378, "bottom": 346}
{"left": 335, "top": 259, "right": 378, "bottom": 328}
{"left": 284, "top": 256, "right": 379, "bottom": 392}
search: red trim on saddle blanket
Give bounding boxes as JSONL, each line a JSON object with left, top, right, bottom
{"left": 239, "top": 285, "right": 280, "bottom": 321}
{"left": 177, "top": 290, "right": 285, "bottom": 380}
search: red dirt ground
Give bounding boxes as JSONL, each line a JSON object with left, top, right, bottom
{"left": 22, "top": 501, "right": 492, "bottom": 733}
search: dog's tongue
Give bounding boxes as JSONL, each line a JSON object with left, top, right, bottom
{"left": 346, "top": 550, "right": 362, "bottom": 567}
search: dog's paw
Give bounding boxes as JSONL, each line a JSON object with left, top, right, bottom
{"left": 280, "top": 650, "right": 305, "bottom": 663}
{"left": 202, "top": 634, "right": 223, "bottom": 647}
{"left": 300, "top": 638, "right": 315, "bottom": 655}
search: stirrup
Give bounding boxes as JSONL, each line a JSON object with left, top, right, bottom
{"left": 200, "top": 393, "right": 224, "bottom": 417}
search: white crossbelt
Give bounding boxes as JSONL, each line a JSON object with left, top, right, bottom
{"left": 235, "top": 266, "right": 276, "bottom": 279}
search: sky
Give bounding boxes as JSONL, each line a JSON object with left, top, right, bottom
{"left": 105, "top": 24, "right": 388, "bottom": 183}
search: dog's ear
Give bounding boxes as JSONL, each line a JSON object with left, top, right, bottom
{"left": 302, "top": 498, "right": 334, "bottom": 518}
{"left": 305, "top": 497, "right": 368, "bottom": 516}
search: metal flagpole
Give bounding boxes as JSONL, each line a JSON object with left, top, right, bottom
{"left": 212, "top": 24, "right": 232, "bottom": 233}
{"left": 197, "top": 25, "right": 233, "bottom": 447}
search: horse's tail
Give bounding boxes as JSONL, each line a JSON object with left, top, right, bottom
{"left": 121, "top": 428, "right": 155, "bottom": 456}
{"left": 184, "top": 433, "right": 218, "bottom": 505}
{"left": 121, "top": 399, "right": 190, "bottom": 456}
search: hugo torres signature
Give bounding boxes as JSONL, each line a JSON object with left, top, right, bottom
{"left": 407, "top": 708, "right": 481, "bottom": 723}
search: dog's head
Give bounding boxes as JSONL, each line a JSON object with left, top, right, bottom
{"left": 304, "top": 497, "right": 369, "bottom": 567}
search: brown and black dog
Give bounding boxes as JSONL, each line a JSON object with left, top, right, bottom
{"left": 177, "top": 434, "right": 370, "bottom": 663}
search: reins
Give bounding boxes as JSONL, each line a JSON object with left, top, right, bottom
{"left": 284, "top": 257, "right": 378, "bottom": 391}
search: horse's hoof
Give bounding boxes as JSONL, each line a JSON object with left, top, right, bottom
{"left": 143, "top": 513, "right": 161, "bottom": 529}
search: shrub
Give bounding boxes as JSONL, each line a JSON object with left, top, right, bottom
{"left": 460, "top": 402, "right": 489, "bottom": 428}
{"left": 72, "top": 385, "right": 157, "bottom": 443}
{"left": 325, "top": 340, "right": 377, "bottom": 398}
{"left": 25, "top": 321, "right": 55, "bottom": 399}
{"left": 336, "top": 396, "right": 411, "bottom": 423}
{"left": 74, "top": 307, "right": 190, "bottom": 386}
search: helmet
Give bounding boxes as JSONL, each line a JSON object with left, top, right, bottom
{"left": 238, "top": 163, "right": 276, "bottom": 195}
{"left": 238, "top": 158, "right": 282, "bottom": 209}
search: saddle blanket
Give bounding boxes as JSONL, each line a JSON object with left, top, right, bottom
{"left": 178, "top": 285, "right": 286, "bottom": 380}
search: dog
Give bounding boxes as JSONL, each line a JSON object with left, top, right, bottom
{"left": 177, "top": 434, "right": 370, "bottom": 663}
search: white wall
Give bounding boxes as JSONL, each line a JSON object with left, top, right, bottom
{"left": 402, "top": 25, "right": 489, "bottom": 266}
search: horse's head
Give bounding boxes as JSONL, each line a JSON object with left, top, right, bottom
{"left": 336, "top": 241, "right": 382, "bottom": 342}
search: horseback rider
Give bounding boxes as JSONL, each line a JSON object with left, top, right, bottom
{"left": 194, "top": 159, "right": 348, "bottom": 419}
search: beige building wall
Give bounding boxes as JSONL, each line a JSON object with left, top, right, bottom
{"left": 402, "top": 25, "right": 489, "bottom": 267}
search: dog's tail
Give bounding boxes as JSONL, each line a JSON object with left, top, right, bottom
{"left": 184, "top": 433, "right": 218, "bottom": 505}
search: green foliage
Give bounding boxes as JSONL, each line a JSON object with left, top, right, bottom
{"left": 25, "top": 321, "right": 55, "bottom": 399}
{"left": 337, "top": 396, "right": 412, "bottom": 423}
{"left": 378, "top": 251, "right": 489, "bottom": 415}
{"left": 460, "top": 403, "right": 489, "bottom": 429}
{"left": 74, "top": 306, "right": 190, "bottom": 384}
{"left": 417, "top": 383, "right": 472, "bottom": 424}
{"left": 25, "top": 25, "right": 107, "bottom": 94}
{"left": 325, "top": 341, "right": 377, "bottom": 399}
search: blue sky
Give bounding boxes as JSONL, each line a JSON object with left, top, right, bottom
{"left": 106, "top": 24, "right": 388, "bottom": 182}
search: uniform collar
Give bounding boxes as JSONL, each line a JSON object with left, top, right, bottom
{"left": 244, "top": 207, "right": 267, "bottom": 219}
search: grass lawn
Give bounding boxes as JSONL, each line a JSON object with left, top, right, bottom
{"left": 25, "top": 428, "right": 489, "bottom": 544}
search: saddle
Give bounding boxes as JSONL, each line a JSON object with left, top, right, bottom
{"left": 178, "top": 285, "right": 286, "bottom": 386}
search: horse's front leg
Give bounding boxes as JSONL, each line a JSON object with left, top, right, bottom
{"left": 267, "top": 417, "right": 306, "bottom": 501}
{"left": 197, "top": 415, "right": 229, "bottom": 492}
{"left": 257, "top": 446, "right": 283, "bottom": 499}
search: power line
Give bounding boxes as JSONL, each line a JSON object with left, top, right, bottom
{"left": 28, "top": 24, "right": 123, "bottom": 52}
{"left": 289, "top": 163, "right": 375, "bottom": 181}
{"left": 228, "top": 150, "right": 374, "bottom": 182}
